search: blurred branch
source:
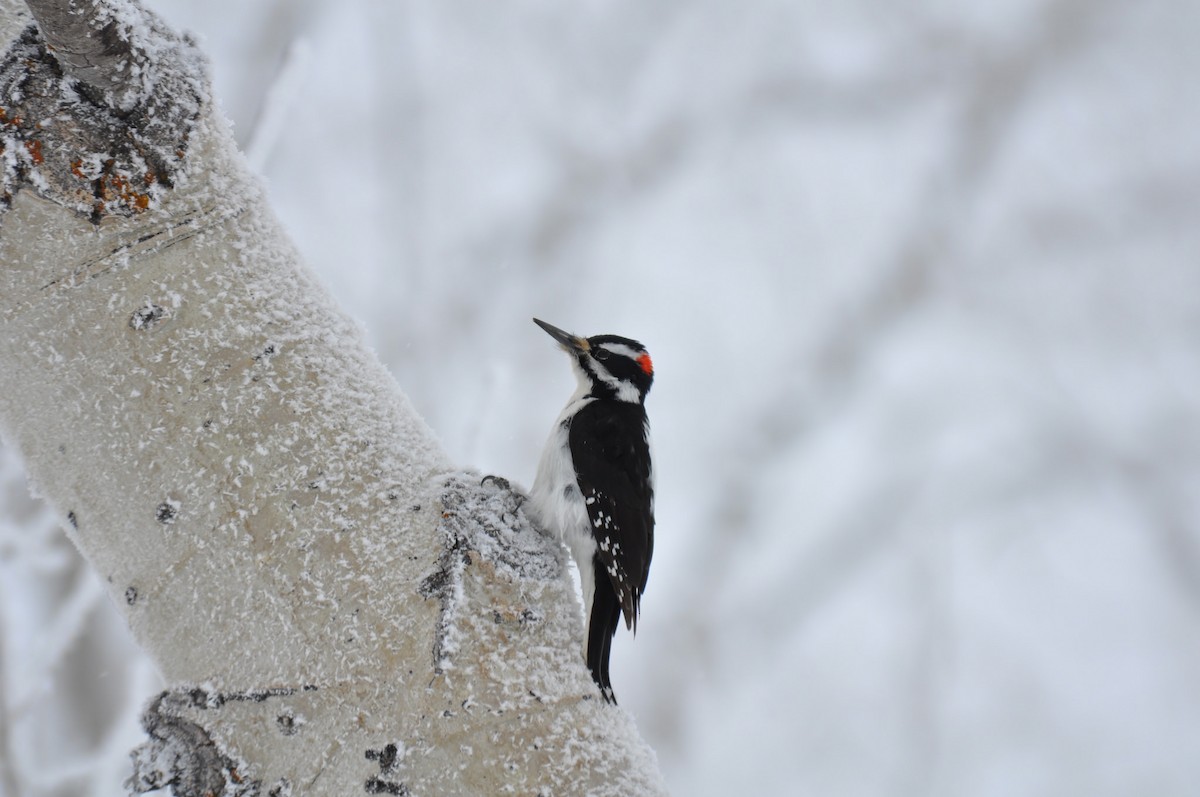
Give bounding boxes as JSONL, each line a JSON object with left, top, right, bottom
{"left": 0, "top": 608, "right": 19, "bottom": 797}
{"left": 8, "top": 559, "right": 103, "bottom": 714}
{"left": 1121, "top": 457, "right": 1200, "bottom": 606}
{"left": 244, "top": 37, "right": 311, "bottom": 172}
{"left": 1046, "top": 408, "right": 1200, "bottom": 608}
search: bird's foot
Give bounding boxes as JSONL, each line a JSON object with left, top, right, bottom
{"left": 480, "top": 474, "right": 527, "bottom": 509}
{"left": 480, "top": 474, "right": 511, "bottom": 491}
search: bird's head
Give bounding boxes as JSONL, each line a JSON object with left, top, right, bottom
{"left": 534, "top": 318, "right": 653, "bottom": 403}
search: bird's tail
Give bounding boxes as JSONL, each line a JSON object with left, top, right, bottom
{"left": 586, "top": 558, "right": 623, "bottom": 704}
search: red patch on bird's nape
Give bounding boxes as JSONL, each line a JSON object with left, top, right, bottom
{"left": 637, "top": 353, "right": 654, "bottom": 375}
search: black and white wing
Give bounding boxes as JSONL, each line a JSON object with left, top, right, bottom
{"left": 568, "top": 400, "right": 655, "bottom": 631}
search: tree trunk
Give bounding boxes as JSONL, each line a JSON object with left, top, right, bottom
{"left": 0, "top": 1, "right": 666, "bottom": 793}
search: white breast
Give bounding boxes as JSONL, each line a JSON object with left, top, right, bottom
{"left": 530, "top": 393, "right": 594, "bottom": 544}
{"left": 529, "top": 389, "right": 600, "bottom": 650}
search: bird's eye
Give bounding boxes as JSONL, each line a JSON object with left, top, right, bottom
{"left": 593, "top": 348, "right": 611, "bottom": 361}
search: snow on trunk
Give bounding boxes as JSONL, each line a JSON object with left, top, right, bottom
{"left": 0, "top": 1, "right": 666, "bottom": 793}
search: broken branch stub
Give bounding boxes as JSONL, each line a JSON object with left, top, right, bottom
{"left": 0, "top": 1, "right": 204, "bottom": 219}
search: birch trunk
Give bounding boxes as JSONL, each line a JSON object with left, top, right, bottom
{"left": 0, "top": 1, "right": 666, "bottom": 793}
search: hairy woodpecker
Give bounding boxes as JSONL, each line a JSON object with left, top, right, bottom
{"left": 528, "top": 318, "right": 655, "bottom": 703}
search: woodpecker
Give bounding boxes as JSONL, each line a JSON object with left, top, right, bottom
{"left": 528, "top": 318, "right": 654, "bottom": 703}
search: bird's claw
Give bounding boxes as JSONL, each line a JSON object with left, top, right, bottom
{"left": 480, "top": 474, "right": 511, "bottom": 491}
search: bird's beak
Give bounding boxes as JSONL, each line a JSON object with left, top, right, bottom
{"left": 533, "top": 318, "right": 589, "bottom": 353}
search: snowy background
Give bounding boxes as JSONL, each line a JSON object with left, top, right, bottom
{"left": 3, "top": 0, "right": 1200, "bottom": 794}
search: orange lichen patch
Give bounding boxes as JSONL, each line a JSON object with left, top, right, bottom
{"left": 24, "top": 138, "right": 43, "bottom": 164}
{"left": 70, "top": 158, "right": 87, "bottom": 179}
{"left": 97, "top": 170, "right": 152, "bottom": 213}
{"left": 637, "top": 352, "right": 654, "bottom": 375}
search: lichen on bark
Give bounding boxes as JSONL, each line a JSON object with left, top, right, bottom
{"left": 0, "top": 14, "right": 204, "bottom": 220}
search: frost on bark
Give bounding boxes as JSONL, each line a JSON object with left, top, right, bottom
{"left": 0, "top": 1, "right": 666, "bottom": 794}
